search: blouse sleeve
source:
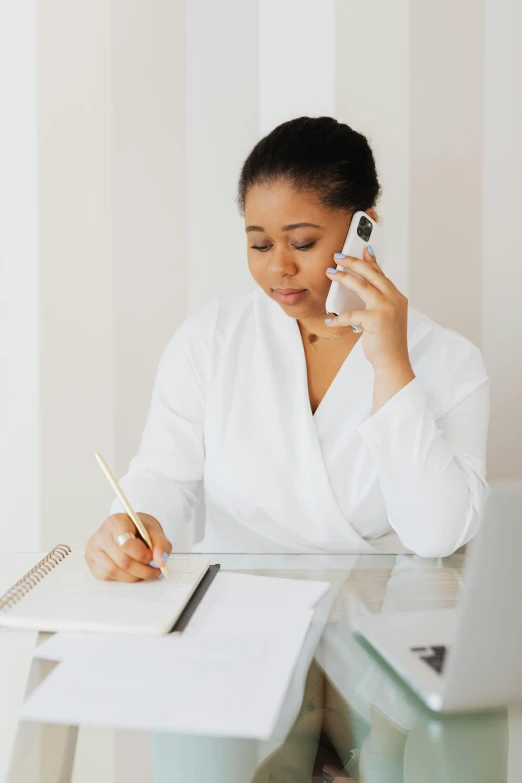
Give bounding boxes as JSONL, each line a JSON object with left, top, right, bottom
{"left": 356, "top": 341, "right": 490, "bottom": 558}
{"left": 109, "top": 299, "right": 219, "bottom": 545}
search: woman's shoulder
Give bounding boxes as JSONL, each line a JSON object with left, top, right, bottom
{"left": 409, "top": 306, "right": 485, "bottom": 363}
{"left": 408, "top": 306, "right": 489, "bottom": 409}
{"left": 176, "top": 290, "right": 256, "bottom": 331}
{"left": 166, "top": 290, "right": 258, "bottom": 355}
{"left": 156, "top": 292, "right": 258, "bottom": 383}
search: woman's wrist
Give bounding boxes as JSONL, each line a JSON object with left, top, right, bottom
{"left": 372, "top": 360, "right": 415, "bottom": 414}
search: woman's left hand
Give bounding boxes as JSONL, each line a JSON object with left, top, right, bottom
{"left": 325, "top": 246, "right": 411, "bottom": 374}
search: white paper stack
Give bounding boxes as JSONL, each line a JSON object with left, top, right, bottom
{"left": 22, "top": 572, "right": 331, "bottom": 740}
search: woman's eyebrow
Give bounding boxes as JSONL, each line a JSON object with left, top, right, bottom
{"left": 245, "top": 222, "right": 323, "bottom": 233}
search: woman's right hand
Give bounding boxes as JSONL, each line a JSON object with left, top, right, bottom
{"left": 85, "top": 512, "right": 172, "bottom": 582}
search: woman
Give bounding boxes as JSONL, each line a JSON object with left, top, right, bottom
{"left": 86, "top": 116, "right": 490, "bottom": 580}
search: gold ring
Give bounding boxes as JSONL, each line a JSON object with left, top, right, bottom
{"left": 116, "top": 531, "right": 136, "bottom": 547}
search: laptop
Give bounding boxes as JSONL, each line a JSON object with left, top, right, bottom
{"left": 354, "top": 481, "right": 522, "bottom": 712}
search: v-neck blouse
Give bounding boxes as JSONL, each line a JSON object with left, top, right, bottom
{"left": 111, "top": 287, "right": 490, "bottom": 557}
{"left": 306, "top": 332, "right": 363, "bottom": 420}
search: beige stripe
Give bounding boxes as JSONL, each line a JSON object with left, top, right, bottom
{"left": 409, "top": 0, "right": 483, "bottom": 348}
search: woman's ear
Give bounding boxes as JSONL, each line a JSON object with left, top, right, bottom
{"left": 365, "top": 207, "right": 378, "bottom": 223}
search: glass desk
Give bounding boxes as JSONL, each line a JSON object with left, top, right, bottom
{"left": 1, "top": 553, "right": 519, "bottom": 783}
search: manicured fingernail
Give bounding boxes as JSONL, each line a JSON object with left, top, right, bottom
{"left": 158, "top": 573, "right": 165, "bottom": 580}
{"left": 325, "top": 318, "right": 333, "bottom": 324}
{"left": 368, "top": 245, "right": 375, "bottom": 256}
{"left": 162, "top": 552, "right": 169, "bottom": 563}
{"left": 326, "top": 267, "right": 337, "bottom": 273}
{"left": 150, "top": 559, "right": 159, "bottom": 568}
{"left": 334, "top": 253, "right": 346, "bottom": 259}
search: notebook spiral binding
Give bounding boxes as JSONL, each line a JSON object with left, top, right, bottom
{"left": 0, "top": 544, "right": 72, "bottom": 613}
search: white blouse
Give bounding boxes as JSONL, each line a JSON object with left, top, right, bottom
{"left": 110, "top": 287, "right": 490, "bottom": 557}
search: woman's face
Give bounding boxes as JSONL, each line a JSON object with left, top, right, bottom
{"left": 245, "top": 179, "right": 363, "bottom": 319}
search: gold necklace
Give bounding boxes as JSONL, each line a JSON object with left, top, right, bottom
{"left": 299, "top": 324, "right": 352, "bottom": 353}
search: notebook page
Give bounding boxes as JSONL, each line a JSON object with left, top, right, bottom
{"left": 1, "top": 552, "right": 209, "bottom": 634}
{"left": 0, "top": 553, "right": 49, "bottom": 595}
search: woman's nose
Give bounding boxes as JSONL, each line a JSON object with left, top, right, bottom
{"left": 267, "top": 247, "right": 297, "bottom": 275}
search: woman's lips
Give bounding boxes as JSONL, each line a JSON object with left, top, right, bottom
{"left": 273, "top": 288, "right": 308, "bottom": 305}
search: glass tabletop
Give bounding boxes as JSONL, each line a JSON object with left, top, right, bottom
{"left": 2, "top": 553, "right": 518, "bottom": 783}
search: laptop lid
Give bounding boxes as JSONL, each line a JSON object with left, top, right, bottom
{"left": 441, "top": 481, "right": 522, "bottom": 710}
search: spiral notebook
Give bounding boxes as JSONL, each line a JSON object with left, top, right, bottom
{"left": 0, "top": 545, "right": 215, "bottom": 635}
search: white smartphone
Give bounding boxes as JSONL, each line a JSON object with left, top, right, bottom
{"left": 325, "top": 211, "right": 386, "bottom": 333}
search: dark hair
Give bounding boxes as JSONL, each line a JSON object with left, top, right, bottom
{"left": 237, "top": 116, "right": 381, "bottom": 216}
